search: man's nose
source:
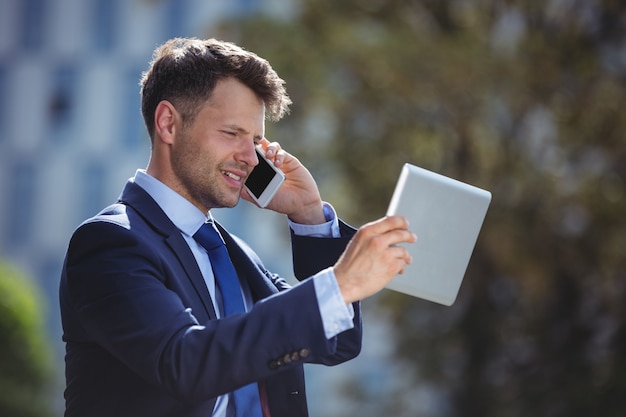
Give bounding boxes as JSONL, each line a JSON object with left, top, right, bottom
{"left": 238, "top": 141, "right": 259, "bottom": 167}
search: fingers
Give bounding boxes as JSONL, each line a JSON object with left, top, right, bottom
{"left": 379, "top": 217, "right": 416, "bottom": 274}
{"left": 364, "top": 215, "right": 417, "bottom": 247}
{"left": 375, "top": 238, "right": 413, "bottom": 277}
{"left": 365, "top": 215, "right": 409, "bottom": 233}
{"left": 333, "top": 215, "right": 417, "bottom": 303}
{"left": 259, "top": 139, "right": 286, "bottom": 167}
{"left": 387, "top": 244, "right": 413, "bottom": 273}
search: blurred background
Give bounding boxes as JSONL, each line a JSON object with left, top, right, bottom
{"left": 0, "top": 0, "right": 625, "bottom": 416}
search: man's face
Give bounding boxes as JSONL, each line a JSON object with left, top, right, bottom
{"left": 170, "top": 77, "right": 264, "bottom": 213}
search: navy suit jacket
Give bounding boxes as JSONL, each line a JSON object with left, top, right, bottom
{"left": 59, "top": 180, "right": 361, "bottom": 417}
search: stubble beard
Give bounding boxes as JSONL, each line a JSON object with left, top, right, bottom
{"left": 170, "top": 136, "right": 241, "bottom": 212}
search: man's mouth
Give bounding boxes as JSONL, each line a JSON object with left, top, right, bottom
{"left": 222, "top": 171, "right": 243, "bottom": 181}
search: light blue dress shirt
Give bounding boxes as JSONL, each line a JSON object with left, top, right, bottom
{"left": 133, "top": 170, "right": 354, "bottom": 416}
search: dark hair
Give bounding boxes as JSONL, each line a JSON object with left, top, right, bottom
{"left": 140, "top": 37, "right": 292, "bottom": 140}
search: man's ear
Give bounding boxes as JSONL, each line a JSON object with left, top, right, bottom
{"left": 154, "top": 100, "right": 178, "bottom": 145}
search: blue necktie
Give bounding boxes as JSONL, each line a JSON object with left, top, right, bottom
{"left": 193, "top": 221, "right": 263, "bottom": 417}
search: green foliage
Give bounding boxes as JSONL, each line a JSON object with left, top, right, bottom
{"left": 218, "top": 1, "right": 626, "bottom": 416}
{"left": 0, "top": 262, "right": 53, "bottom": 417}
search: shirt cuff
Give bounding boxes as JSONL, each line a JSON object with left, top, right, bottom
{"left": 312, "top": 267, "right": 354, "bottom": 340}
{"left": 288, "top": 202, "right": 341, "bottom": 238}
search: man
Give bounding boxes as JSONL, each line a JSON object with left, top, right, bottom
{"left": 59, "top": 37, "right": 415, "bottom": 417}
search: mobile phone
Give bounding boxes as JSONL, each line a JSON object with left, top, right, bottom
{"left": 245, "top": 147, "right": 285, "bottom": 208}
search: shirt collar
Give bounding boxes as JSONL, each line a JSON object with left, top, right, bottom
{"left": 133, "top": 169, "right": 210, "bottom": 237}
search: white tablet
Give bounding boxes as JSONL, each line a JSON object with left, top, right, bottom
{"left": 385, "top": 163, "right": 492, "bottom": 305}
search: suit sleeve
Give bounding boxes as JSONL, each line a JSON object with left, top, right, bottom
{"left": 290, "top": 220, "right": 356, "bottom": 280}
{"left": 289, "top": 219, "right": 363, "bottom": 366}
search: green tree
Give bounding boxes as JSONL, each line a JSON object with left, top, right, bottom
{"left": 216, "top": 1, "right": 626, "bottom": 416}
{"left": 0, "top": 261, "right": 53, "bottom": 417}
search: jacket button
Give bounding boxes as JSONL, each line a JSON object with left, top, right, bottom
{"left": 283, "top": 353, "right": 293, "bottom": 364}
{"left": 298, "top": 348, "right": 310, "bottom": 359}
{"left": 268, "top": 360, "right": 279, "bottom": 370}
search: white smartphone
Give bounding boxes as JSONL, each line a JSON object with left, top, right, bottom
{"left": 244, "top": 147, "right": 285, "bottom": 207}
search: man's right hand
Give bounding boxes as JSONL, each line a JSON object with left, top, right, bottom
{"left": 333, "top": 216, "right": 417, "bottom": 304}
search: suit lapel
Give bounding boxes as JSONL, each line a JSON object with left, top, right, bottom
{"left": 164, "top": 233, "right": 219, "bottom": 320}
{"left": 118, "top": 180, "right": 218, "bottom": 320}
{"left": 216, "top": 223, "right": 282, "bottom": 302}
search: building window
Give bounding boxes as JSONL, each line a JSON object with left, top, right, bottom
{"left": 163, "top": 0, "right": 187, "bottom": 40}
{"left": 20, "top": 0, "right": 47, "bottom": 52}
{"left": 121, "top": 67, "right": 149, "bottom": 151}
{"left": 0, "top": 66, "right": 6, "bottom": 139}
{"left": 6, "top": 160, "right": 36, "bottom": 246}
{"left": 234, "top": 0, "right": 262, "bottom": 15}
{"left": 80, "top": 162, "right": 107, "bottom": 220}
{"left": 92, "top": 0, "right": 119, "bottom": 53}
{"left": 37, "top": 254, "right": 64, "bottom": 338}
{"left": 48, "top": 65, "right": 78, "bottom": 143}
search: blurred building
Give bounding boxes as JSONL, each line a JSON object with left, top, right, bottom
{"left": 0, "top": 0, "right": 299, "bottom": 413}
{"left": 0, "top": 1, "right": 404, "bottom": 416}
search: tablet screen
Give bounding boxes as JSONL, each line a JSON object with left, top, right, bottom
{"left": 385, "top": 164, "right": 491, "bottom": 305}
